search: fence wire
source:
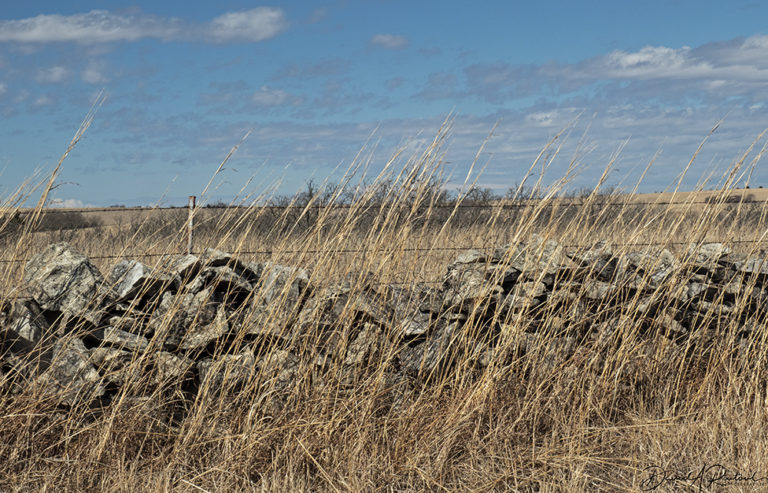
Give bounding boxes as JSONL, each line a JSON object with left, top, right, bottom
{"left": 0, "top": 238, "right": 766, "bottom": 265}
{"left": 1, "top": 195, "right": 766, "bottom": 264}
{"left": 3, "top": 193, "right": 768, "bottom": 216}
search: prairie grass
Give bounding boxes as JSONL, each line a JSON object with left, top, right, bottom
{"left": 1, "top": 117, "right": 768, "bottom": 492}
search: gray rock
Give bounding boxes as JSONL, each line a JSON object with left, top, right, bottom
{"left": 252, "top": 349, "right": 300, "bottom": 413}
{"left": 198, "top": 350, "right": 256, "bottom": 390}
{"left": 453, "top": 249, "right": 487, "bottom": 264}
{"left": 526, "top": 335, "right": 578, "bottom": 374}
{"left": 377, "top": 284, "right": 438, "bottom": 337}
{"left": 153, "top": 352, "right": 194, "bottom": 385}
{"left": 582, "top": 280, "right": 616, "bottom": 301}
{"left": 296, "top": 284, "right": 391, "bottom": 334}
{"left": 397, "top": 320, "right": 461, "bottom": 379}
{"left": 149, "top": 287, "right": 231, "bottom": 350}
{"left": 336, "top": 323, "right": 386, "bottom": 384}
{"left": 257, "top": 349, "right": 299, "bottom": 389}
{"left": 687, "top": 242, "right": 731, "bottom": 267}
{"left": 108, "top": 259, "right": 177, "bottom": 301}
{"left": 16, "top": 240, "right": 768, "bottom": 407}
{"left": 671, "top": 282, "right": 709, "bottom": 303}
{"left": 618, "top": 249, "right": 679, "bottom": 288}
{"left": 344, "top": 322, "right": 384, "bottom": 367}
{"left": 501, "top": 234, "right": 575, "bottom": 283}
{"left": 694, "top": 300, "right": 737, "bottom": 316}
{"left": 89, "top": 347, "right": 136, "bottom": 387}
{"left": 201, "top": 248, "right": 234, "bottom": 267}
{"left": 106, "top": 315, "right": 145, "bottom": 335}
{"left": 4, "top": 299, "right": 50, "bottom": 347}
{"left": 245, "top": 262, "right": 311, "bottom": 339}
{"left": 200, "top": 248, "right": 260, "bottom": 281}
{"left": 185, "top": 266, "right": 253, "bottom": 296}
{"left": 255, "top": 262, "right": 310, "bottom": 305}
{"left": 398, "top": 310, "right": 431, "bottom": 337}
{"left": 735, "top": 257, "right": 768, "bottom": 280}
{"left": 178, "top": 304, "right": 229, "bottom": 351}
{"left": 499, "top": 281, "right": 546, "bottom": 312}
{"left": 102, "top": 326, "right": 150, "bottom": 351}
{"left": 571, "top": 241, "right": 615, "bottom": 281}
{"left": 656, "top": 311, "right": 687, "bottom": 340}
{"left": 147, "top": 291, "right": 191, "bottom": 342}
{"left": 24, "top": 243, "right": 108, "bottom": 324}
{"left": 442, "top": 261, "right": 503, "bottom": 313}
{"left": 36, "top": 337, "right": 104, "bottom": 405}
{"left": 167, "top": 254, "right": 201, "bottom": 282}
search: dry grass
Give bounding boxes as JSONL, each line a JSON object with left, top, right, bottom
{"left": 1, "top": 117, "right": 768, "bottom": 492}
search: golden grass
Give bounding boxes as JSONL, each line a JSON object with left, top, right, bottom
{"left": 1, "top": 118, "right": 768, "bottom": 492}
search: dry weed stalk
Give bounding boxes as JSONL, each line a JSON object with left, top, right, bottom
{"left": 1, "top": 119, "right": 768, "bottom": 491}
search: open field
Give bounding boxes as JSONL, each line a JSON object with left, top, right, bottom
{"left": 16, "top": 185, "right": 768, "bottom": 231}
{"left": 2, "top": 124, "right": 768, "bottom": 492}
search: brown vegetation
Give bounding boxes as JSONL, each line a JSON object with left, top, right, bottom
{"left": 2, "top": 116, "right": 768, "bottom": 492}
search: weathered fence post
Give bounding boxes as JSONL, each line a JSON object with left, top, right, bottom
{"left": 187, "top": 195, "right": 196, "bottom": 255}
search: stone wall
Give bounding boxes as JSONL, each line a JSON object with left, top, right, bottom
{"left": 1, "top": 237, "right": 765, "bottom": 409}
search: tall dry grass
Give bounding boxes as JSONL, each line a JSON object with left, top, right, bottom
{"left": 1, "top": 117, "right": 768, "bottom": 491}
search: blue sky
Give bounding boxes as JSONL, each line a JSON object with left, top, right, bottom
{"left": 1, "top": 1, "right": 767, "bottom": 207}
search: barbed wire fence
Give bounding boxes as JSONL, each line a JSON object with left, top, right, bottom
{"left": 1, "top": 193, "right": 767, "bottom": 265}
{"left": 0, "top": 193, "right": 767, "bottom": 297}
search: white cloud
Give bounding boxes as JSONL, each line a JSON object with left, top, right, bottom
{"left": 0, "top": 10, "right": 181, "bottom": 43}
{"left": 33, "top": 95, "right": 53, "bottom": 106}
{"left": 593, "top": 45, "right": 721, "bottom": 81}
{"left": 49, "top": 198, "right": 86, "bottom": 208}
{"left": 206, "top": 8, "right": 288, "bottom": 43}
{"left": 252, "top": 85, "right": 295, "bottom": 106}
{"left": 573, "top": 35, "right": 768, "bottom": 85}
{"left": 0, "top": 82, "right": 6, "bottom": 96}
{"left": 36, "top": 66, "right": 69, "bottom": 83}
{"left": 82, "top": 66, "right": 107, "bottom": 84}
{"left": 0, "top": 8, "right": 287, "bottom": 44}
{"left": 607, "top": 46, "right": 689, "bottom": 71}
{"left": 370, "top": 34, "right": 409, "bottom": 49}
{"left": 525, "top": 111, "right": 557, "bottom": 127}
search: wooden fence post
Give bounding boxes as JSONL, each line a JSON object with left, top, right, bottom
{"left": 187, "top": 195, "right": 196, "bottom": 255}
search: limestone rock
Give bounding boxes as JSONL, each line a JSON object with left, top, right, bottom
{"left": 246, "top": 262, "right": 311, "bottom": 339}
{"left": 153, "top": 352, "right": 194, "bottom": 385}
{"left": 442, "top": 261, "right": 503, "bottom": 313}
{"left": 149, "top": 287, "right": 231, "bottom": 350}
{"left": 582, "top": 280, "right": 617, "bottom": 301}
{"left": 200, "top": 248, "right": 260, "bottom": 282}
{"left": 499, "top": 281, "right": 547, "bottom": 312}
{"left": 36, "top": 337, "right": 104, "bottom": 405}
{"left": 198, "top": 350, "right": 256, "bottom": 391}
{"left": 397, "top": 320, "right": 461, "bottom": 379}
{"left": 500, "top": 235, "right": 575, "bottom": 284}
{"left": 89, "top": 347, "right": 137, "bottom": 387}
{"left": 24, "top": 243, "right": 108, "bottom": 324}
{"left": 102, "top": 326, "right": 150, "bottom": 351}
{"left": 257, "top": 349, "right": 299, "bottom": 389}
{"left": 185, "top": 266, "right": 253, "bottom": 296}
{"left": 687, "top": 242, "right": 731, "bottom": 267}
{"left": 108, "top": 259, "right": 177, "bottom": 302}
{"left": 3, "top": 299, "right": 50, "bottom": 348}
{"left": 178, "top": 304, "right": 229, "bottom": 351}
{"left": 296, "top": 284, "right": 390, "bottom": 334}
{"left": 166, "top": 254, "right": 201, "bottom": 282}
{"left": 378, "top": 284, "right": 439, "bottom": 337}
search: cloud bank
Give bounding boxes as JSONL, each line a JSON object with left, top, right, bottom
{"left": 369, "top": 34, "right": 409, "bottom": 49}
{"left": 0, "top": 8, "right": 288, "bottom": 44}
